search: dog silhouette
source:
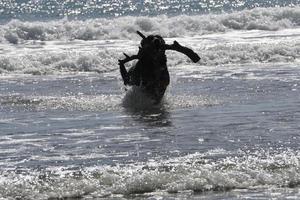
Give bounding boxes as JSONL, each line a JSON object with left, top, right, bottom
{"left": 119, "top": 31, "right": 200, "bottom": 103}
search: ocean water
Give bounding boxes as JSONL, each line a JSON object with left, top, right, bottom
{"left": 1, "top": 1, "right": 300, "bottom": 199}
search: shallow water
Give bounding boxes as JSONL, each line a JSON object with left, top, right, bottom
{"left": 1, "top": 53, "right": 300, "bottom": 199}
{"left": 1, "top": 5, "right": 300, "bottom": 199}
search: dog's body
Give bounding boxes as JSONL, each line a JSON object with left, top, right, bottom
{"left": 119, "top": 31, "right": 200, "bottom": 103}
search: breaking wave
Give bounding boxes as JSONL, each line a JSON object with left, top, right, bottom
{"left": 0, "top": 49, "right": 118, "bottom": 75}
{"left": 1, "top": 149, "right": 299, "bottom": 199}
{"left": 0, "top": 7, "right": 300, "bottom": 43}
{"left": 198, "top": 40, "right": 300, "bottom": 65}
{"left": 1, "top": 38, "right": 299, "bottom": 75}
{"left": 0, "top": 7, "right": 300, "bottom": 75}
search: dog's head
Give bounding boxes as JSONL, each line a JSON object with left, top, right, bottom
{"left": 139, "top": 35, "right": 166, "bottom": 56}
{"left": 140, "top": 35, "right": 165, "bottom": 50}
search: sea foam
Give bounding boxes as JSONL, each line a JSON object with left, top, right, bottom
{"left": 0, "top": 7, "right": 300, "bottom": 43}
{"left": 0, "top": 7, "right": 300, "bottom": 75}
{"left": 0, "top": 38, "right": 299, "bottom": 75}
{"left": 0, "top": 149, "right": 299, "bottom": 199}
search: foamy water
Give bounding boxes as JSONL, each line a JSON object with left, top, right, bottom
{"left": 1, "top": 6, "right": 300, "bottom": 43}
{"left": 1, "top": 149, "right": 300, "bottom": 199}
{"left": 1, "top": 21, "right": 300, "bottom": 75}
{"left": 1, "top": 2, "right": 300, "bottom": 199}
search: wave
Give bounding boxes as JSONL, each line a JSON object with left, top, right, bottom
{"left": 198, "top": 41, "right": 300, "bottom": 66}
{"left": 2, "top": 38, "right": 299, "bottom": 75}
{"left": 1, "top": 149, "right": 299, "bottom": 199}
{"left": 0, "top": 6, "right": 299, "bottom": 75}
{"left": 0, "top": 49, "right": 118, "bottom": 75}
{"left": 1, "top": 7, "right": 300, "bottom": 43}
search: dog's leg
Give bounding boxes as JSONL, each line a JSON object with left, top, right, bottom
{"left": 119, "top": 62, "right": 130, "bottom": 85}
{"left": 118, "top": 54, "right": 139, "bottom": 85}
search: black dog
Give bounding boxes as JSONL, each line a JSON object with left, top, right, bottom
{"left": 119, "top": 31, "right": 200, "bottom": 103}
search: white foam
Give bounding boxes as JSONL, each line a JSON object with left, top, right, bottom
{"left": 39, "top": 95, "right": 123, "bottom": 111}
{"left": 1, "top": 29, "right": 299, "bottom": 75}
{"left": 0, "top": 149, "right": 299, "bottom": 199}
{"left": 0, "top": 46, "right": 120, "bottom": 75}
{"left": 0, "top": 7, "right": 300, "bottom": 43}
{"left": 0, "top": 8, "right": 300, "bottom": 75}
{"left": 165, "top": 94, "right": 220, "bottom": 108}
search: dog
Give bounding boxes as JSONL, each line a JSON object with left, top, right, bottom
{"left": 119, "top": 31, "right": 200, "bottom": 103}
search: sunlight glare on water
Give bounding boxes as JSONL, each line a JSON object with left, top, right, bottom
{"left": 1, "top": 0, "right": 300, "bottom": 19}
{"left": 1, "top": 0, "right": 300, "bottom": 199}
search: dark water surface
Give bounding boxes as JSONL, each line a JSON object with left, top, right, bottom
{"left": 1, "top": 59, "right": 300, "bottom": 198}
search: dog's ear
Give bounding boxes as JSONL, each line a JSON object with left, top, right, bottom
{"left": 136, "top": 31, "right": 146, "bottom": 39}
